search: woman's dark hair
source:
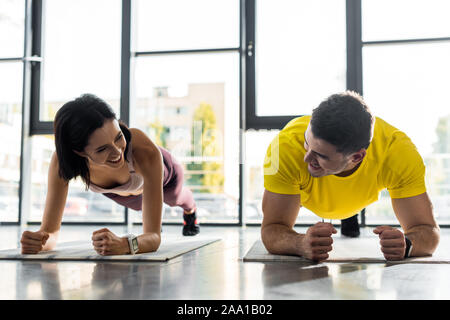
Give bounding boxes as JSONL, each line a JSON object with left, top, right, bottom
{"left": 54, "top": 94, "right": 131, "bottom": 188}
{"left": 310, "top": 91, "right": 375, "bottom": 155}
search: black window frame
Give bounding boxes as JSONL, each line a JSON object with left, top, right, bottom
{"left": 243, "top": 0, "right": 302, "bottom": 131}
{"left": 244, "top": 0, "right": 362, "bottom": 131}
{"left": 5, "top": 0, "right": 449, "bottom": 228}
{"left": 23, "top": 0, "right": 244, "bottom": 227}
{"left": 130, "top": 0, "right": 243, "bottom": 226}
{"left": 244, "top": 0, "right": 367, "bottom": 227}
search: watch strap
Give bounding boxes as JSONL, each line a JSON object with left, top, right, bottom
{"left": 404, "top": 236, "right": 413, "bottom": 258}
{"left": 126, "top": 234, "right": 139, "bottom": 255}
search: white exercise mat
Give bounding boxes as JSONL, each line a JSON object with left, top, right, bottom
{"left": 0, "top": 236, "right": 221, "bottom": 262}
{"left": 243, "top": 237, "right": 450, "bottom": 264}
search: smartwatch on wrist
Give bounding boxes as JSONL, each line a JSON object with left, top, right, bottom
{"left": 126, "top": 234, "right": 139, "bottom": 255}
{"left": 404, "top": 236, "right": 413, "bottom": 258}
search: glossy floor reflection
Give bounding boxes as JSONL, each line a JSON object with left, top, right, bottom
{"left": 0, "top": 225, "right": 449, "bottom": 300}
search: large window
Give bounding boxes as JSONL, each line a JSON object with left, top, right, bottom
{"left": 362, "top": 0, "right": 450, "bottom": 224}
{"left": 255, "top": 0, "right": 346, "bottom": 117}
{"left": 5, "top": 0, "right": 450, "bottom": 227}
{"left": 0, "top": 0, "right": 24, "bottom": 57}
{"left": 40, "top": 0, "right": 121, "bottom": 121}
{"left": 0, "top": 63, "right": 23, "bottom": 223}
{"left": 245, "top": 0, "right": 346, "bottom": 223}
{"left": 246, "top": 0, "right": 450, "bottom": 226}
{"left": 362, "top": 0, "right": 450, "bottom": 41}
{"left": 244, "top": 130, "right": 277, "bottom": 223}
{"left": 134, "top": 0, "right": 239, "bottom": 51}
{"left": 28, "top": 0, "right": 124, "bottom": 223}
{"left": 130, "top": 0, "right": 240, "bottom": 224}
{"left": 0, "top": 0, "right": 25, "bottom": 223}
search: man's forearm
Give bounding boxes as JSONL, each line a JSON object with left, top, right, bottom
{"left": 405, "top": 224, "right": 440, "bottom": 257}
{"left": 261, "top": 224, "right": 304, "bottom": 256}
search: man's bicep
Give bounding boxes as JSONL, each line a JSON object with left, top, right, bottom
{"left": 262, "top": 189, "right": 301, "bottom": 229}
{"left": 391, "top": 192, "right": 437, "bottom": 232}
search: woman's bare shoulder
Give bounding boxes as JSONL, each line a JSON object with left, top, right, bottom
{"left": 128, "top": 128, "right": 161, "bottom": 166}
{"left": 129, "top": 128, "right": 156, "bottom": 148}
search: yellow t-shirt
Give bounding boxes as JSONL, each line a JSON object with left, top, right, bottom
{"left": 263, "top": 116, "right": 426, "bottom": 220}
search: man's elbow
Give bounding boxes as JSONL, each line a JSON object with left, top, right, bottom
{"left": 426, "top": 226, "right": 440, "bottom": 255}
{"left": 260, "top": 223, "right": 288, "bottom": 255}
{"left": 411, "top": 225, "right": 440, "bottom": 257}
{"left": 260, "top": 224, "right": 276, "bottom": 254}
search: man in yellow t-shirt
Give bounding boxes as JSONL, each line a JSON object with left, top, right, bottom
{"left": 262, "top": 91, "right": 440, "bottom": 261}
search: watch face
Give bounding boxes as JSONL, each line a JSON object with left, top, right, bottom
{"left": 132, "top": 238, "right": 139, "bottom": 252}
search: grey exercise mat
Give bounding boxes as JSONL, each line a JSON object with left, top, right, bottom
{"left": 243, "top": 238, "right": 450, "bottom": 264}
{"left": 0, "top": 236, "right": 221, "bottom": 262}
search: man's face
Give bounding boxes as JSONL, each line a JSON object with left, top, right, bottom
{"left": 303, "top": 125, "right": 364, "bottom": 178}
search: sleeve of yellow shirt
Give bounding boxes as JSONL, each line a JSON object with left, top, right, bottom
{"left": 381, "top": 136, "right": 427, "bottom": 199}
{"left": 263, "top": 132, "right": 303, "bottom": 195}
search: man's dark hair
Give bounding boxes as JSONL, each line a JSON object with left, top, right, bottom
{"left": 310, "top": 91, "right": 374, "bottom": 154}
{"left": 53, "top": 93, "right": 131, "bottom": 188}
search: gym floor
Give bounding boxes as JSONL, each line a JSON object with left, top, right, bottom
{"left": 0, "top": 224, "right": 449, "bottom": 300}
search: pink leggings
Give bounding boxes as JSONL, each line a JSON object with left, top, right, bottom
{"left": 102, "top": 147, "right": 196, "bottom": 212}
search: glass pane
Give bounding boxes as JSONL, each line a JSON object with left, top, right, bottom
{"left": 0, "top": 0, "right": 24, "bottom": 58}
{"left": 130, "top": 52, "right": 240, "bottom": 223}
{"left": 0, "top": 62, "right": 22, "bottom": 223}
{"left": 40, "top": 0, "right": 121, "bottom": 121}
{"left": 255, "top": 0, "right": 346, "bottom": 116}
{"left": 245, "top": 130, "right": 324, "bottom": 224}
{"left": 363, "top": 42, "right": 450, "bottom": 224}
{"left": 362, "top": 0, "right": 450, "bottom": 42}
{"left": 245, "top": 130, "right": 276, "bottom": 223}
{"left": 134, "top": 0, "right": 239, "bottom": 51}
{"left": 29, "top": 135, "right": 125, "bottom": 223}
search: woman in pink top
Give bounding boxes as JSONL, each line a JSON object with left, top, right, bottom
{"left": 20, "top": 94, "right": 199, "bottom": 256}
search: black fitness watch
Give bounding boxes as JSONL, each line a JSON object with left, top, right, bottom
{"left": 404, "top": 236, "right": 413, "bottom": 259}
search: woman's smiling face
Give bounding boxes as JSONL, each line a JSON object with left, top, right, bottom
{"left": 74, "top": 119, "right": 127, "bottom": 169}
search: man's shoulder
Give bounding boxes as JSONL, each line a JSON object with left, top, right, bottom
{"left": 372, "top": 119, "right": 426, "bottom": 196}
{"left": 372, "top": 117, "right": 418, "bottom": 153}
{"left": 372, "top": 118, "right": 424, "bottom": 179}
{"left": 281, "top": 115, "right": 311, "bottom": 133}
{"left": 270, "top": 116, "right": 307, "bottom": 153}
{"left": 264, "top": 116, "right": 310, "bottom": 184}
{"left": 275, "top": 115, "right": 310, "bottom": 147}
